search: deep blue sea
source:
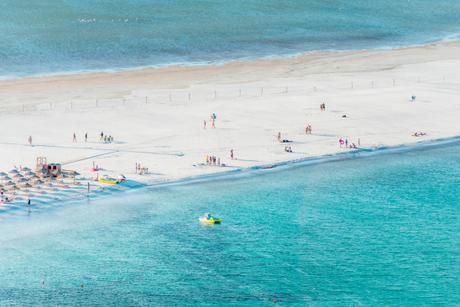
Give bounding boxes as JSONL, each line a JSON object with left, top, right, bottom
{"left": 0, "top": 141, "right": 459, "bottom": 306}
{"left": 1, "top": 0, "right": 460, "bottom": 78}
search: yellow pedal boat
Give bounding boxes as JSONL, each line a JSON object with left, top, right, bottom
{"left": 199, "top": 217, "right": 222, "bottom": 224}
{"left": 98, "top": 175, "right": 125, "bottom": 185}
{"left": 98, "top": 178, "right": 120, "bottom": 185}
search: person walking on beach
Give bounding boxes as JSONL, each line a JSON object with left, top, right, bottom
{"left": 277, "top": 132, "right": 281, "bottom": 143}
{"left": 28, "top": 135, "right": 32, "bottom": 146}
{"left": 73, "top": 133, "right": 77, "bottom": 143}
{"left": 230, "top": 149, "right": 234, "bottom": 160}
{"left": 100, "top": 131, "right": 104, "bottom": 141}
{"left": 345, "top": 139, "right": 348, "bottom": 148}
{"left": 85, "top": 133, "right": 88, "bottom": 142}
{"left": 203, "top": 120, "right": 207, "bottom": 129}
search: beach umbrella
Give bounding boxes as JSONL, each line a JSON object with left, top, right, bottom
{"left": 4, "top": 181, "right": 15, "bottom": 186}
{"left": 0, "top": 176, "right": 11, "bottom": 181}
{"left": 8, "top": 169, "right": 19, "bottom": 174}
{"left": 21, "top": 183, "right": 33, "bottom": 189}
{"left": 24, "top": 171, "right": 35, "bottom": 177}
{"left": 18, "top": 178, "right": 29, "bottom": 183}
{"left": 31, "top": 178, "right": 41, "bottom": 184}
{"left": 0, "top": 172, "right": 8, "bottom": 176}
{"left": 22, "top": 167, "right": 31, "bottom": 172}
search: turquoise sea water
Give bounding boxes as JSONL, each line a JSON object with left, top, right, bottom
{"left": 0, "top": 142, "right": 459, "bottom": 306}
{"left": 1, "top": 0, "right": 460, "bottom": 78}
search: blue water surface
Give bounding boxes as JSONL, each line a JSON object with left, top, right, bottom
{"left": 1, "top": 0, "right": 460, "bottom": 78}
{"left": 0, "top": 142, "right": 459, "bottom": 306}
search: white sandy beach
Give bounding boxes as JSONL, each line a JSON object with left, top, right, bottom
{"left": 0, "top": 41, "right": 459, "bottom": 188}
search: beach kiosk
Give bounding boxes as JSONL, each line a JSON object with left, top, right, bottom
{"left": 36, "top": 157, "right": 62, "bottom": 178}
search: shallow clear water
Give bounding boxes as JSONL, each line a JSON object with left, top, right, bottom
{"left": 0, "top": 142, "right": 459, "bottom": 306}
{"left": 1, "top": 0, "right": 460, "bottom": 78}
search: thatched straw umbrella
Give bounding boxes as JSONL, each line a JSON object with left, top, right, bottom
{"left": 23, "top": 171, "right": 36, "bottom": 178}
{"left": 17, "top": 178, "right": 29, "bottom": 184}
{"left": 19, "top": 182, "right": 32, "bottom": 188}
{"left": 0, "top": 175, "right": 11, "bottom": 182}
{"left": 4, "top": 181, "right": 15, "bottom": 187}
{"left": 12, "top": 174, "right": 23, "bottom": 181}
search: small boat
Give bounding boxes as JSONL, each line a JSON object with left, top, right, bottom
{"left": 199, "top": 213, "right": 222, "bottom": 224}
{"left": 98, "top": 174, "right": 125, "bottom": 185}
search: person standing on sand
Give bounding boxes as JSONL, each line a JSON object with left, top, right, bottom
{"left": 100, "top": 131, "right": 104, "bottom": 141}
{"left": 73, "top": 133, "right": 77, "bottom": 143}
{"left": 28, "top": 136, "right": 32, "bottom": 146}
{"left": 230, "top": 149, "right": 234, "bottom": 160}
{"left": 277, "top": 132, "right": 281, "bottom": 143}
{"left": 203, "top": 120, "right": 207, "bottom": 129}
{"left": 85, "top": 133, "right": 88, "bottom": 142}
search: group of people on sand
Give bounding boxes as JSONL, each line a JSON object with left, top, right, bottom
{"left": 203, "top": 113, "right": 217, "bottom": 129}
{"left": 100, "top": 132, "right": 114, "bottom": 143}
{"left": 412, "top": 131, "right": 426, "bottom": 137}
{"left": 206, "top": 155, "right": 223, "bottom": 167}
{"left": 339, "top": 137, "right": 360, "bottom": 149}
{"left": 320, "top": 103, "right": 326, "bottom": 111}
{"left": 277, "top": 132, "right": 292, "bottom": 143}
